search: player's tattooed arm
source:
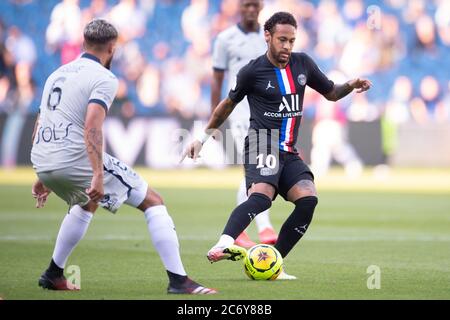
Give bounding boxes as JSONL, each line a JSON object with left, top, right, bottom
{"left": 324, "top": 78, "right": 372, "bottom": 101}
{"left": 85, "top": 104, "right": 105, "bottom": 175}
{"left": 206, "top": 97, "right": 237, "bottom": 131}
{"left": 324, "top": 82, "right": 353, "bottom": 101}
{"left": 86, "top": 128, "right": 103, "bottom": 172}
{"left": 84, "top": 103, "right": 106, "bottom": 202}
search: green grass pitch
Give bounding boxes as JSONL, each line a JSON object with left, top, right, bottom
{"left": 0, "top": 168, "right": 449, "bottom": 300}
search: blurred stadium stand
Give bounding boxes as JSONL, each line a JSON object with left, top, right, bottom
{"left": 0, "top": 0, "right": 449, "bottom": 168}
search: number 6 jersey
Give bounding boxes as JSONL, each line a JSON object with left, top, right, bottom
{"left": 31, "top": 53, "right": 118, "bottom": 173}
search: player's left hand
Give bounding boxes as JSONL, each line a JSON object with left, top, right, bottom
{"left": 86, "top": 174, "right": 104, "bottom": 203}
{"left": 348, "top": 78, "right": 372, "bottom": 93}
{"left": 32, "top": 180, "right": 52, "bottom": 208}
{"left": 180, "top": 140, "right": 203, "bottom": 163}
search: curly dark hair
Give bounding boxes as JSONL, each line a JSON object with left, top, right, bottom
{"left": 263, "top": 12, "right": 297, "bottom": 34}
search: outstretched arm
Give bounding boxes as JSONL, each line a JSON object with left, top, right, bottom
{"left": 181, "top": 97, "right": 237, "bottom": 161}
{"left": 205, "top": 97, "right": 237, "bottom": 132}
{"left": 324, "top": 78, "right": 372, "bottom": 102}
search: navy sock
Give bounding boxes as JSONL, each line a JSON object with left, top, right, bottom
{"left": 275, "top": 196, "right": 318, "bottom": 257}
{"left": 167, "top": 270, "right": 188, "bottom": 287}
{"left": 223, "top": 193, "right": 272, "bottom": 239}
{"left": 46, "top": 259, "right": 64, "bottom": 277}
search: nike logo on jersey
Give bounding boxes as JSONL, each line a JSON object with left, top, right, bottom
{"left": 266, "top": 81, "right": 275, "bottom": 90}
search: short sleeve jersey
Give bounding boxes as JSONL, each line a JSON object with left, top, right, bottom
{"left": 212, "top": 24, "right": 267, "bottom": 122}
{"left": 229, "top": 52, "right": 334, "bottom": 153}
{"left": 31, "top": 53, "right": 119, "bottom": 172}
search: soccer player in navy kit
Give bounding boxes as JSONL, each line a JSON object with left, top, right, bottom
{"left": 183, "top": 12, "right": 371, "bottom": 275}
{"left": 211, "top": 0, "right": 278, "bottom": 248}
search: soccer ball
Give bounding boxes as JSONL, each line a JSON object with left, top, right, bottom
{"left": 244, "top": 244, "right": 283, "bottom": 280}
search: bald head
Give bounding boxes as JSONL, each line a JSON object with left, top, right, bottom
{"left": 240, "top": 0, "right": 263, "bottom": 25}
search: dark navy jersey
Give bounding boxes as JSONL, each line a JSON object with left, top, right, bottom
{"left": 228, "top": 52, "right": 334, "bottom": 153}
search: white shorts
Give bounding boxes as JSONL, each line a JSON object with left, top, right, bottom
{"left": 36, "top": 153, "right": 148, "bottom": 213}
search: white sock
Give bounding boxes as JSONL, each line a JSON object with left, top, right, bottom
{"left": 237, "top": 178, "right": 273, "bottom": 232}
{"left": 254, "top": 210, "right": 273, "bottom": 232}
{"left": 237, "top": 178, "right": 248, "bottom": 205}
{"left": 52, "top": 205, "right": 93, "bottom": 268}
{"left": 214, "top": 234, "right": 234, "bottom": 248}
{"left": 144, "top": 205, "right": 186, "bottom": 276}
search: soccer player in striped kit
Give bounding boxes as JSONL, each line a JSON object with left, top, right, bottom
{"left": 183, "top": 12, "right": 371, "bottom": 278}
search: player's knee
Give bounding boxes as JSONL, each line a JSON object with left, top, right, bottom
{"left": 139, "top": 188, "right": 164, "bottom": 210}
{"left": 288, "top": 179, "right": 317, "bottom": 201}
{"left": 248, "top": 183, "right": 276, "bottom": 199}
{"left": 302, "top": 180, "right": 317, "bottom": 197}
{"left": 248, "top": 192, "right": 272, "bottom": 211}
{"left": 82, "top": 201, "right": 98, "bottom": 214}
{"left": 302, "top": 188, "right": 317, "bottom": 198}
{"left": 295, "top": 195, "right": 318, "bottom": 209}
{"left": 148, "top": 189, "right": 164, "bottom": 206}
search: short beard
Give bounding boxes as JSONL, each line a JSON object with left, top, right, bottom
{"left": 105, "top": 56, "right": 113, "bottom": 70}
{"left": 270, "top": 45, "right": 289, "bottom": 65}
{"left": 276, "top": 53, "right": 289, "bottom": 64}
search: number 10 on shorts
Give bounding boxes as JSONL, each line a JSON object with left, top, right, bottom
{"left": 256, "top": 154, "right": 277, "bottom": 169}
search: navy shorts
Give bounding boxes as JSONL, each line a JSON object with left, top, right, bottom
{"left": 244, "top": 150, "right": 314, "bottom": 201}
